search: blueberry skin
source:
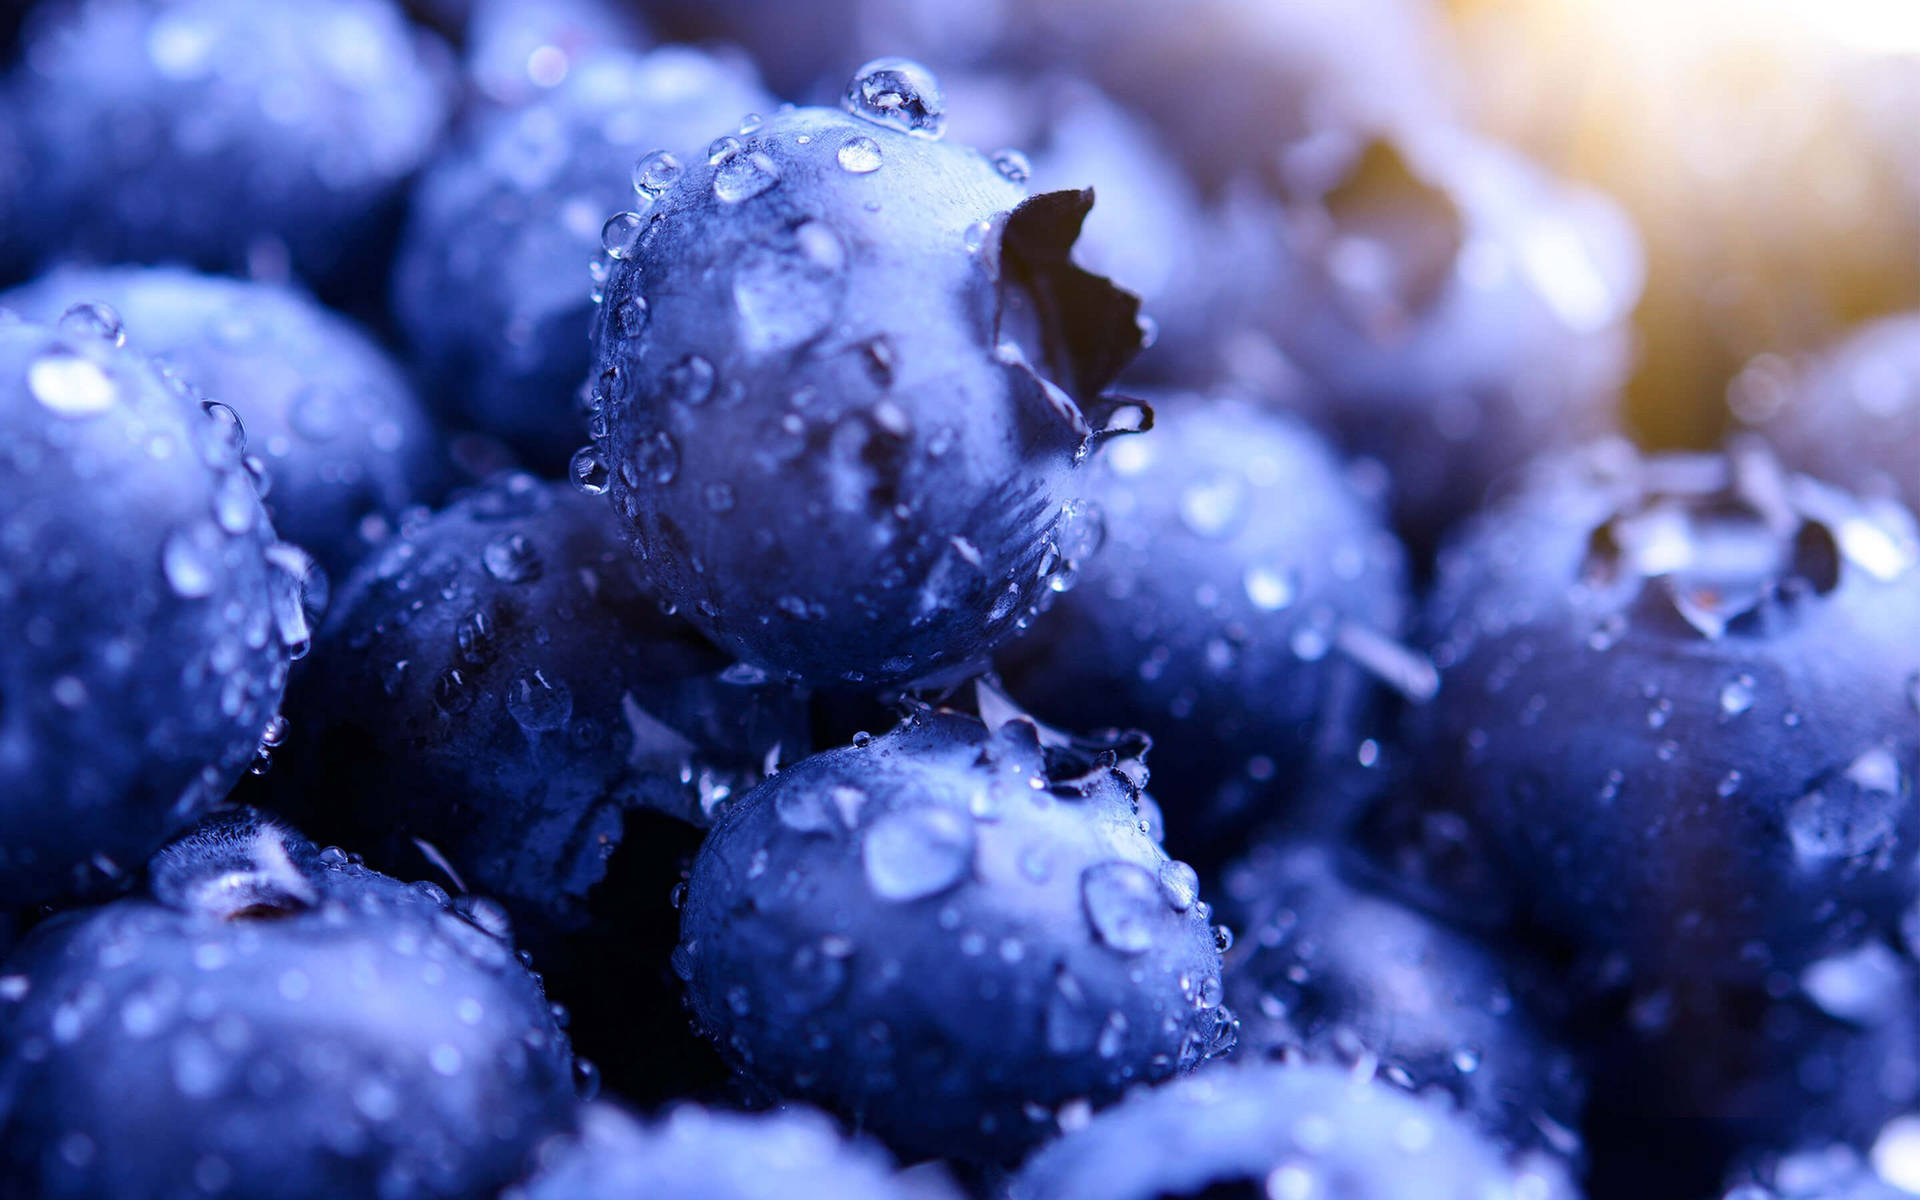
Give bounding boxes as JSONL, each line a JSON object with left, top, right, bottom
{"left": 1225, "top": 128, "right": 1643, "bottom": 555}
{"left": 2, "top": 265, "right": 442, "bottom": 579}
{"left": 464, "top": 0, "right": 650, "bottom": 107}
{"left": 509, "top": 1102, "right": 936, "bottom": 1200}
{"left": 0, "top": 810, "right": 577, "bottom": 1200}
{"left": 1003, "top": 0, "right": 1451, "bottom": 196}
{"left": 1414, "top": 442, "right": 1920, "bottom": 983}
{"left": 1008, "top": 1061, "right": 1576, "bottom": 1200}
{"left": 1217, "top": 840, "right": 1584, "bottom": 1160}
{"left": 1733, "top": 313, "right": 1920, "bottom": 519}
{"left": 1579, "top": 950, "right": 1920, "bottom": 1199}
{"left": 6, "top": 0, "right": 453, "bottom": 293}
{"left": 394, "top": 46, "right": 770, "bottom": 470}
{"left": 941, "top": 73, "right": 1222, "bottom": 385}
{"left": 998, "top": 394, "right": 1410, "bottom": 855}
{"left": 1725, "top": 1145, "right": 1917, "bottom": 1200}
{"left": 273, "top": 473, "right": 808, "bottom": 945}
{"left": 585, "top": 93, "right": 1145, "bottom": 686}
{"left": 675, "top": 707, "right": 1230, "bottom": 1164}
{"left": 0, "top": 314, "right": 299, "bottom": 908}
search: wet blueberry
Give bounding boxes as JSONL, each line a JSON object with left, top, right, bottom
{"left": 1414, "top": 440, "right": 1920, "bottom": 983}
{"left": 0, "top": 313, "right": 297, "bottom": 908}
{"left": 585, "top": 61, "right": 1147, "bottom": 686}
{"left": 393, "top": 45, "right": 770, "bottom": 470}
{"left": 2, "top": 264, "right": 443, "bottom": 579}
{"left": 1008, "top": 1060, "right": 1576, "bottom": 1200}
{"left": 5, "top": 0, "right": 454, "bottom": 296}
{"left": 0, "top": 810, "right": 578, "bottom": 1199}
{"left": 674, "top": 701, "right": 1231, "bottom": 1164}
{"left": 999, "top": 393, "right": 1412, "bottom": 858}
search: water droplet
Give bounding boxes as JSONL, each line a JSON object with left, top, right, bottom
{"left": 211, "top": 471, "right": 258, "bottom": 534}
{"left": 1178, "top": 472, "right": 1246, "bottom": 538}
{"left": 264, "top": 542, "right": 325, "bottom": 658}
{"left": 569, "top": 445, "right": 610, "bottom": 494}
{"left": 663, "top": 355, "right": 716, "bottom": 406}
{"left": 636, "top": 430, "right": 681, "bottom": 485}
{"left": 1156, "top": 860, "right": 1200, "bottom": 912}
{"left": 841, "top": 57, "right": 947, "bottom": 138}
{"left": 1044, "top": 973, "right": 1098, "bottom": 1055}
{"left": 1243, "top": 565, "right": 1298, "bottom": 612}
{"left": 601, "top": 211, "right": 646, "bottom": 259}
{"left": 1788, "top": 746, "right": 1906, "bottom": 861}
{"left": 58, "top": 302, "right": 124, "bottom": 346}
{"left": 506, "top": 670, "right": 572, "bottom": 733}
{"left": 28, "top": 352, "right": 116, "bottom": 417}
{"left": 713, "top": 151, "right": 782, "bottom": 204}
{"left": 733, "top": 222, "right": 847, "bottom": 354}
{"left": 836, "top": 135, "right": 883, "bottom": 174}
{"left": 775, "top": 786, "right": 836, "bottom": 835}
{"left": 1080, "top": 861, "right": 1161, "bottom": 954}
{"left": 861, "top": 806, "right": 975, "bottom": 901}
{"left": 990, "top": 148, "right": 1031, "bottom": 183}
{"left": 482, "top": 533, "right": 541, "bottom": 583}
{"left": 611, "top": 295, "right": 649, "bottom": 340}
{"left": 161, "top": 524, "right": 221, "bottom": 598}
{"left": 633, "top": 150, "right": 682, "bottom": 196}
{"left": 1719, "top": 675, "right": 1755, "bottom": 717}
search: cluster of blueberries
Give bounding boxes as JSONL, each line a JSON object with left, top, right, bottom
{"left": 2, "top": 0, "right": 1920, "bottom": 1197}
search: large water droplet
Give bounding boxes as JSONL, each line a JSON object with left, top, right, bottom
{"left": 861, "top": 806, "right": 975, "bottom": 901}
{"left": 1080, "top": 861, "right": 1162, "bottom": 954}
{"left": 841, "top": 57, "right": 947, "bottom": 138}
{"left": 713, "top": 151, "right": 782, "bottom": 204}
{"left": 482, "top": 533, "right": 541, "bottom": 583}
{"left": 58, "top": 302, "right": 125, "bottom": 347}
{"left": 1156, "top": 860, "right": 1200, "bottom": 912}
{"left": 162, "top": 524, "right": 221, "bottom": 598}
{"left": 836, "top": 135, "right": 883, "bottom": 174}
{"left": 601, "top": 211, "right": 646, "bottom": 259}
{"left": 1243, "top": 564, "right": 1298, "bottom": 612}
{"left": 506, "top": 670, "right": 573, "bottom": 733}
{"left": 264, "top": 542, "right": 325, "bottom": 658}
{"left": 569, "top": 445, "right": 610, "bottom": 495}
{"left": 733, "top": 222, "right": 847, "bottom": 354}
{"left": 1787, "top": 746, "right": 1906, "bottom": 862}
{"left": 632, "top": 149, "right": 683, "bottom": 196}
{"left": 28, "top": 352, "right": 117, "bottom": 417}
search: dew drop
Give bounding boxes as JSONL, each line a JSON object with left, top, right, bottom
{"left": 861, "top": 806, "right": 975, "bottom": 901}
{"left": 601, "top": 211, "right": 646, "bottom": 259}
{"left": 569, "top": 445, "right": 610, "bottom": 495}
{"left": 28, "top": 352, "right": 116, "bottom": 417}
{"left": 632, "top": 150, "right": 683, "bottom": 196}
{"left": 58, "top": 302, "right": 125, "bottom": 346}
{"left": 836, "top": 135, "right": 883, "bottom": 174}
{"left": 713, "top": 152, "right": 782, "bottom": 204}
{"left": 1080, "top": 861, "right": 1161, "bottom": 954}
{"left": 162, "top": 524, "right": 221, "bottom": 599}
{"left": 841, "top": 57, "right": 947, "bottom": 138}
{"left": 506, "top": 670, "right": 573, "bottom": 733}
{"left": 482, "top": 533, "right": 541, "bottom": 583}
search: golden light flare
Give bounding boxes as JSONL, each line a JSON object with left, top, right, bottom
{"left": 1448, "top": 0, "right": 1920, "bottom": 450}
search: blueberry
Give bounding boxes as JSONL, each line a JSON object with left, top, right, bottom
{"left": 0, "top": 809, "right": 577, "bottom": 1199}
{"left": 509, "top": 1101, "right": 938, "bottom": 1200}
{"left": 1218, "top": 839, "right": 1585, "bottom": 1160}
{"left": 674, "top": 702, "right": 1231, "bottom": 1164}
{"left": 1725, "top": 1144, "right": 1919, "bottom": 1200}
{"left": 6, "top": 0, "right": 454, "bottom": 295}
{"left": 1222, "top": 128, "right": 1643, "bottom": 554}
{"left": 393, "top": 45, "right": 770, "bottom": 470}
{"left": 463, "top": 0, "right": 649, "bottom": 107}
{"left": 272, "top": 472, "right": 807, "bottom": 945}
{"left": 1414, "top": 440, "right": 1920, "bottom": 983}
{"left": 0, "top": 313, "right": 302, "bottom": 908}
{"left": 1008, "top": 1061, "right": 1576, "bottom": 1200}
{"left": 1006, "top": 0, "right": 1450, "bottom": 196}
{"left": 1733, "top": 313, "right": 1920, "bottom": 519}
{"left": 940, "top": 73, "right": 1222, "bottom": 384}
{"left": 998, "top": 393, "right": 1412, "bottom": 857}
{"left": 1578, "top": 952, "right": 1920, "bottom": 1199}
{"left": 632, "top": 0, "right": 1002, "bottom": 99}
{"left": 2, "top": 265, "right": 442, "bottom": 579}
{"left": 584, "top": 61, "right": 1147, "bottom": 685}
